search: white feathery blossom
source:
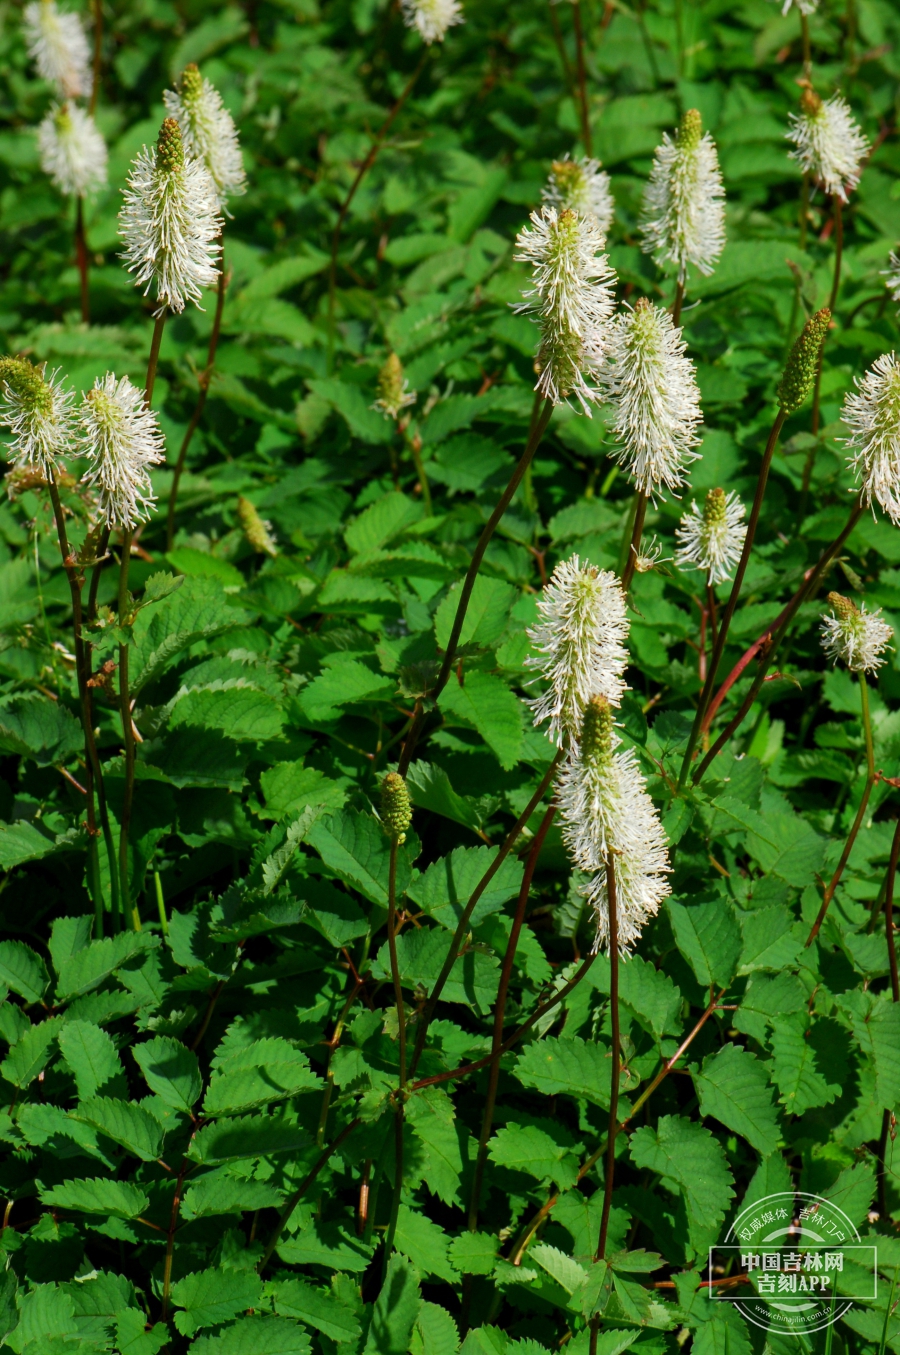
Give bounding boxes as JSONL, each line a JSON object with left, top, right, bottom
{"left": 23, "top": 0, "right": 92, "bottom": 100}
{"left": 76, "top": 373, "right": 166, "bottom": 529}
{"left": 640, "top": 109, "right": 725, "bottom": 282}
{"left": 841, "top": 352, "right": 900, "bottom": 526}
{"left": 401, "top": 0, "right": 464, "bottom": 44}
{"left": 786, "top": 90, "right": 869, "bottom": 203}
{"left": 38, "top": 103, "right": 107, "bottom": 199}
{"left": 558, "top": 696, "right": 671, "bottom": 954}
{"left": 633, "top": 535, "right": 671, "bottom": 574}
{"left": 598, "top": 298, "right": 702, "bottom": 499}
{"left": 119, "top": 118, "right": 222, "bottom": 317}
{"left": 780, "top": 0, "right": 819, "bottom": 13}
{"left": 163, "top": 64, "right": 246, "bottom": 209}
{"left": 542, "top": 155, "right": 615, "bottom": 242}
{"left": 0, "top": 358, "right": 75, "bottom": 476}
{"left": 820, "top": 593, "right": 892, "bottom": 674}
{"left": 675, "top": 487, "right": 747, "bottom": 584}
{"left": 514, "top": 206, "right": 616, "bottom": 414}
{"left": 525, "top": 554, "right": 629, "bottom": 747}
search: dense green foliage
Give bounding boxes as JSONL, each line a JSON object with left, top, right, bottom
{"left": 2, "top": 0, "right": 900, "bottom": 1351}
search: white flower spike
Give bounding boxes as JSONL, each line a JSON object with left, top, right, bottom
{"left": 786, "top": 89, "right": 869, "bottom": 203}
{"left": 781, "top": 0, "right": 819, "bottom": 13}
{"left": 543, "top": 155, "right": 615, "bottom": 242}
{"left": 23, "top": 0, "right": 92, "bottom": 100}
{"left": 526, "top": 554, "right": 629, "bottom": 747}
{"left": 675, "top": 487, "right": 747, "bottom": 585}
{"left": 599, "top": 298, "right": 702, "bottom": 499}
{"left": 842, "top": 352, "right": 900, "bottom": 526}
{"left": 640, "top": 108, "right": 726, "bottom": 283}
{"left": 558, "top": 696, "right": 671, "bottom": 954}
{"left": 0, "top": 358, "right": 75, "bottom": 477}
{"left": 76, "top": 374, "right": 166, "bottom": 529}
{"left": 820, "top": 593, "right": 892, "bottom": 674}
{"left": 514, "top": 206, "right": 616, "bottom": 414}
{"left": 163, "top": 64, "right": 246, "bottom": 209}
{"left": 38, "top": 103, "right": 107, "bottom": 199}
{"left": 119, "top": 118, "right": 222, "bottom": 317}
{"left": 401, "top": 0, "right": 464, "bottom": 44}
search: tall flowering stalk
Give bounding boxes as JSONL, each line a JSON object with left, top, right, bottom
{"left": 640, "top": 109, "right": 726, "bottom": 324}
{"left": 38, "top": 102, "right": 107, "bottom": 322}
{"left": 676, "top": 487, "right": 747, "bottom": 682}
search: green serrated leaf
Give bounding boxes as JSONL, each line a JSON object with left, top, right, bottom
{"left": 170, "top": 1269, "right": 263, "bottom": 1338}
{"left": 132, "top": 1037, "right": 202, "bottom": 1113}
{"left": 513, "top": 1036, "right": 611, "bottom": 1108}
{"left": 57, "top": 1020, "right": 124, "bottom": 1100}
{"left": 39, "top": 1176, "right": 150, "bottom": 1219}
{"left": 440, "top": 671, "right": 524, "bottom": 769}
{"left": 202, "top": 1038, "right": 320, "bottom": 1116}
{"left": 71, "top": 1097, "right": 164, "bottom": 1161}
{"left": 0, "top": 940, "right": 49, "bottom": 1005}
{"left": 692, "top": 1044, "right": 780, "bottom": 1155}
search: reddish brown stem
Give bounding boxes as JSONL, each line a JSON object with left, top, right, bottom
{"left": 258, "top": 1119, "right": 361, "bottom": 1274}
{"left": 75, "top": 198, "right": 90, "bottom": 324}
{"left": 595, "top": 858, "right": 619, "bottom": 1263}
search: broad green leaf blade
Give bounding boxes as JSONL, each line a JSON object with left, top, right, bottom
{"left": 202, "top": 1038, "right": 321, "bottom": 1116}
{"left": 39, "top": 1177, "right": 150, "bottom": 1219}
{"left": 361, "top": 1256, "right": 421, "bottom": 1355}
{"left": 71, "top": 1097, "right": 164, "bottom": 1161}
{"left": 269, "top": 1278, "right": 361, "bottom": 1343}
{"left": 692, "top": 1044, "right": 780, "bottom": 1156}
{"left": 188, "top": 1316, "right": 312, "bottom": 1355}
{"left": 170, "top": 1269, "right": 263, "bottom": 1337}
{"left": 629, "top": 1115, "right": 735, "bottom": 1242}
{"left": 307, "top": 809, "right": 416, "bottom": 907}
{"left": 513, "top": 1036, "right": 612, "bottom": 1109}
{"left": 186, "top": 1114, "right": 309, "bottom": 1165}
{"left": 57, "top": 1021, "right": 124, "bottom": 1100}
{"left": 132, "top": 1037, "right": 202, "bottom": 1112}
{"left": 666, "top": 899, "right": 741, "bottom": 987}
{"left": 0, "top": 940, "right": 49, "bottom": 1005}
{"left": 55, "top": 934, "right": 159, "bottom": 1003}
{"left": 440, "top": 671, "right": 524, "bottom": 769}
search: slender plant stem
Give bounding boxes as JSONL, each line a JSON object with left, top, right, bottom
{"left": 74, "top": 198, "right": 90, "bottom": 325}
{"left": 800, "top": 12, "right": 812, "bottom": 80}
{"left": 799, "top": 171, "right": 810, "bottom": 252}
{"left": 678, "top": 408, "right": 787, "bottom": 786}
{"left": 408, "top": 748, "right": 564, "bottom": 1078}
{"left": 87, "top": 526, "right": 110, "bottom": 620}
{"left": 166, "top": 254, "right": 228, "bottom": 550}
{"left": 328, "top": 51, "right": 429, "bottom": 368}
{"left": 89, "top": 0, "right": 102, "bottom": 115}
{"left": 877, "top": 817, "right": 900, "bottom": 1220}
{"left": 595, "top": 858, "right": 619, "bottom": 1263}
{"left": 805, "top": 670, "right": 875, "bottom": 947}
{"left": 257, "top": 1119, "right": 361, "bottom": 1275}
{"left": 810, "top": 197, "right": 842, "bottom": 442}
{"left": 706, "top": 577, "right": 718, "bottom": 648}
{"left": 160, "top": 1141, "right": 197, "bottom": 1322}
{"left": 117, "top": 527, "right": 138, "bottom": 930}
{"left": 397, "top": 398, "right": 554, "bottom": 776}
{"left": 572, "top": 0, "right": 592, "bottom": 155}
{"left": 382, "top": 837, "right": 407, "bottom": 1273}
{"left": 405, "top": 432, "right": 432, "bottom": 516}
{"left": 548, "top": 0, "right": 574, "bottom": 89}
{"left": 671, "top": 278, "right": 685, "bottom": 328}
{"left": 154, "top": 869, "right": 168, "bottom": 940}
{"left": 621, "top": 492, "right": 647, "bottom": 592}
{"left": 468, "top": 803, "right": 557, "bottom": 1233}
{"left": 145, "top": 313, "right": 166, "bottom": 408}
{"left": 634, "top": 0, "right": 661, "bottom": 84}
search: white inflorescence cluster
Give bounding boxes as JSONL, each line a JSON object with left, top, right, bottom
{"left": 514, "top": 206, "right": 616, "bottom": 414}
{"left": 542, "top": 156, "right": 615, "bottom": 242}
{"left": 38, "top": 102, "right": 108, "bottom": 198}
{"left": 525, "top": 555, "right": 629, "bottom": 748}
{"left": 401, "top": 0, "right": 464, "bottom": 44}
{"left": 675, "top": 486, "right": 747, "bottom": 584}
{"left": 780, "top": 0, "right": 819, "bottom": 13}
{"left": 76, "top": 374, "right": 166, "bottom": 530}
{"left": 23, "top": 0, "right": 92, "bottom": 100}
{"left": 820, "top": 593, "right": 893, "bottom": 674}
{"left": 786, "top": 90, "right": 869, "bottom": 202}
{"left": 0, "top": 359, "right": 76, "bottom": 477}
{"left": 841, "top": 352, "right": 900, "bottom": 526}
{"left": 640, "top": 108, "right": 726, "bottom": 283}
{"left": 599, "top": 298, "right": 703, "bottom": 499}
{"left": 119, "top": 117, "right": 223, "bottom": 316}
{"left": 163, "top": 64, "right": 246, "bottom": 209}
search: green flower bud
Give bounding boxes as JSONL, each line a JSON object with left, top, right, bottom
{"left": 580, "top": 694, "right": 615, "bottom": 768}
{"left": 703, "top": 486, "right": 727, "bottom": 527}
{"left": 237, "top": 495, "right": 278, "bottom": 557}
{"left": 156, "top": 117, "right": 185, "bottom": 173}
{"left": 180, "top": 63, "right": 203, "bottom": 106}
{"left": 0, "top": 358, "right": 53, "bottom": 418}
{"left": 676, "top": 108, "right": 703, "bottom": 153}
{"left": 381, "top": 772, "right": 412, "bottom": 842}
{"left": 777, "top": 308, "right": 830, "bottom": 413}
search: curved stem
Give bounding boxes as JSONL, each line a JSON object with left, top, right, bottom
{"left": 74, "top": 198, "right": 90, "bottom": 324}
{"left": 679, "top": 408, "right": 786, "bottom": 786}
{"left": 572, "top": 0, "right": 592, "bottom": 155}
{"left": 166, "top": 255, "right": 228, "bottom": 550}
{"left": 805, "top": 670, "right": 875, "bottom": 948}
{"left": 468, "top": 802, "right": 557, "bottom": 1234}
{"left": 810, "top": 198, "right": 841, "bottom": 440}
{"left": 397, "top": 398, "right": 554, "bottom": 776}
{"left": 620, "top": 492, "right": 647, "bottom": 592}
{"left": 89, "top": 0, "right": 102, "bottom": 115}
{"left": 408, "top": 748, "right": 564, "bottom": 1078}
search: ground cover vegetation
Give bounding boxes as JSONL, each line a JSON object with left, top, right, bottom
{"left": 1, "top": 0, "right": 900, "bottom": 1351}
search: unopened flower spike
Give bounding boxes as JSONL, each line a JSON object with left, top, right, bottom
{"left": 119, "top": 117, "right": 222, "bottom": 316}
{"left": 238, "top": 495, "right": 278, "bottom": 557}
{"left": 381, "top": 772, "right": 412, "bottom": 842}
{"left": 599, "top": 298, "right": 702, "bottom": 499}
{"left": 820, "top": 592, "right": 892, "bottom": 673}
{"left": 401, "top": 0, "right": 464, "bottom": 44}
{"left": 525, "top": 555, "right": 629, "bottom": 747}
{"left": 39, "top": 103, "right": 108, "bottom": 199}
{"left": 0, "top": 357, "right": 75, "bottom": 476}
{"left": 164, "top": 64, "right": 246, "bottom": 209}
{"left": 514, "top": 206, "right": 616, "bottom": 415}
{"left": 76, "top": 374, "right": 166, "bottom": 529}
{"left": 23, "top": 0, "right": 92, "bottom": 99}
{"left": 374, "top": 353, "right": 416, "bottom": 420}
{"left": 558, "top": 695, "right": 671, "bottom": 954}
{"left": 543, "top": 155, "right": 615, "bottom": 242}
{"left": 786, "top": 89, "right": 869, "bottom": 203}
{"left": 842, "top": 352, "right": 900, "bottom": 527}
{"left": 777, "top": 307, "right": 830, "bottom": 413}
{"left": 675, "top": 487, "right": 747, "bottom": 585}
{"left": 640, "top": 108, "right": 726, "bottom": 282}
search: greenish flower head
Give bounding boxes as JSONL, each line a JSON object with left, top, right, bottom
{"left": 156, "top": 117, "right": 185, "bottom": 173}
{"left": 238, "top": 495, "right": 278, "bottom": 557}
{"left": 580, "top": 694, "right": 615, "bottom": 768}
{"left": 180, "top": 63, "right": 203, "bottom": 108}
{"left": 777, "top": 307, "right": 830, "bottom": 413}
{"left": 374, "top": 353, "right": 416, "bottom": 420}
{"left": 381, "top": 772, "right": 412, "bottom": 842}
{"left": 704, "top": 486, "right": 727, "bottom": 527}
{"left": 676, "top": 108, "right": 703, "bottom": 153}
{"left": 550, "top": 158, "right": 586, "bottom": 202}
{"left": 826, "top": 591, "right": 857, "bottom": 622}
{"left": 0, "top": 358, "right": 53, "bottom": 418}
